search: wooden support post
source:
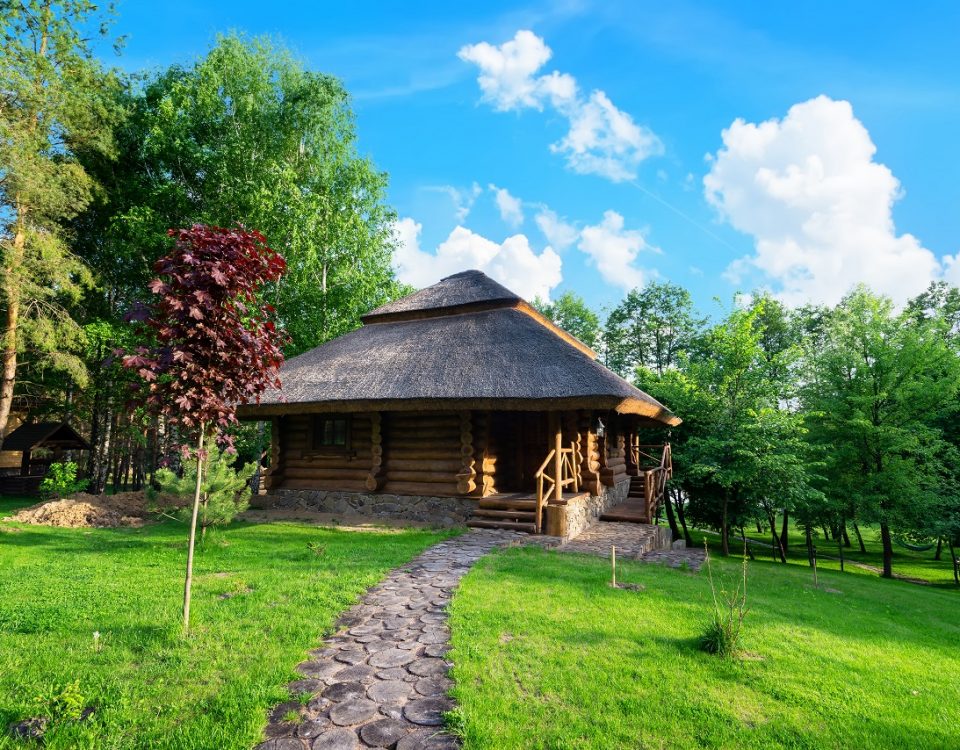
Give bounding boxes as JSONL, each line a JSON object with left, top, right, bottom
{"left": 456, "top": 411, "right": 477, "bottom": 495}
{"left": 611, "top": 545, "right": 617, "bottom": 587}
{"left": 553, "top": 415, "right": 562, "bottom": 502}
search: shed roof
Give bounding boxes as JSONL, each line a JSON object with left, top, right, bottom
{"left": 2, "top": 422, "right": 91, "bottom": 451}
{"left": 241, "top": 270, "right": 679, "bottom": 425}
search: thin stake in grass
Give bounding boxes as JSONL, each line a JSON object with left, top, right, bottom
{"left": 611, "top": 545, "right": 616, "bottom": 587}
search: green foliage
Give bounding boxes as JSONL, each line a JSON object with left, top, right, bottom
{"left": 0, "top": 0, "right": 123, "bottom": 420}
{"left": 532, "top": 291, "right": 601, "bottom": 349}
{"left": 151, "top": 445, "right": 255, "bottom": 531}
{"left": 699, "top": 543, "right": 749, "bottom": 657}
{"left": 39, "top": 461, "right": 88, "bottom": 500}
{"left": 800, "top": 287, "right": 960, "bottom": 574}
{"left": 33, "top": 679, "right": 86, "bottom": 723}
{"left": 604, "top": 281, "right": 704, "bottom": 377}
{"left": 78, "top": 34, "right": 402, "bottom": 355}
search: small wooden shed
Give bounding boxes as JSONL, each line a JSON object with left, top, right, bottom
{"left": 0, "top": 422, "right": 91, "bottom": 495}
{"left": 238, "top": 270, "right": 679, "bottom": 534}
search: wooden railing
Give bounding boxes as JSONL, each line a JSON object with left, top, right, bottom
{"left": 638, "top": 443, "right": 672, "bottom": 521}
{"left": 534, "top": 441, "right": 582, "bottom": 533}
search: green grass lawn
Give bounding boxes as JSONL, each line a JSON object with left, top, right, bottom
{"left": 0, "top": 496, "right": 38, "bottom": 515}
{"left": 0, "top": 516, "right": 455, "bottom": 749}
{"left": 449, "top": 546, "right": 960, "bottom": 750}
{"left": 687, "top": 519, "right": 958, "bottom": 586}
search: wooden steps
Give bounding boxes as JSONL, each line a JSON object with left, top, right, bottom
{"left": 601, "top": 476, "right": 652, "bottom": 523}
{"left": 468, "top": 492, "right": 539, "bottom": 532}
{"left": 466, "top": 519, "right": 537, "bottom": 532}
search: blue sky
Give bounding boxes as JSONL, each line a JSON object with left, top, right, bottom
{"left": 108, "top": 0, "right": 960, "bottom": 315}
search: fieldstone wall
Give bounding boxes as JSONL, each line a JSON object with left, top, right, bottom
{"left": 263, "top": 488, "right": 476, "bottom": 527}
{"left": 547, "top": 477, "right": 632, "bottom": 540}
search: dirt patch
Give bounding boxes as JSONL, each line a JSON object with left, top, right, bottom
{"left": 6, "top": 491, "right": 180, "bottom": 529}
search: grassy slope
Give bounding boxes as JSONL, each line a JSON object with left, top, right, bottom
{"left": 450, "top": 546, "right": 960, "bottom": 750}
{"left": 0, "top": 517, "right": 454, "bottom": 750}
{"left": 690, "top": 520, "right": 958, "bottom": 586}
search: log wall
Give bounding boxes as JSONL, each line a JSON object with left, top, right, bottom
{"left": 273, "top": 414, "right": 373, "bottom": 491}
{"left": 382, "top": 411, "right": 461, "bottom": 496}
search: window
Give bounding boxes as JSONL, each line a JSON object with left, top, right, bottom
{"left": 311, "top": 415, "right": 351, "bottom": 451}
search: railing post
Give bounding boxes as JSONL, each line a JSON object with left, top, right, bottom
{"left": 553, "top": 421, "right": 563, "bottom": 502}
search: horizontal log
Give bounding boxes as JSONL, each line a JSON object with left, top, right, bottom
{"left": 384, "top": 469, "right": 458, "bottom": 482}
{"left": 279, "top": 478, "right": 369, "bottom": 491}
{"left": 285, "top": 456, "right": 369, "bottom": 468}
{"left": 386, "top": 429, "right": 461, "bottom": 442}
{"left": 381, "top": 481, "right": 462, "bottom": 497}
{"left": 385, "top": 458, "right": 463, "bottom": 472}
{"left": 382, "top": 447, "right": 461, "bottom": 459}
{"left": 283, "top": 467, "right": 369, "bottom": 480}
{"left": 387, "top": 414, "right": 460, "bottom": 427}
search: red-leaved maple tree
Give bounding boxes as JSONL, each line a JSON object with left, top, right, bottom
{"left": 124, "top": 224, "right": 287, "bottom": 633}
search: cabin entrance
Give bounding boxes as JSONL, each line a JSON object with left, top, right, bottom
{"left": 486, "top": 411, "right": 550, "bottom": 494}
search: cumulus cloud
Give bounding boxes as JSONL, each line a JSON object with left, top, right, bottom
{"left": 392, "top": 218, "right": 562, "bottom": 301}
{"left": 489, "top": 184, "right": 524, "bottom": 227}
{"left": 577, "top": 210, "right": 652, "bottom": 290}
{"left": 534, "top": 207, "right": 578, "bottom": 251}
{"left": 459, "top": 30, "right": 661, "bottom": 181}
{"left": 704, "top": 95, "right": 941, "bottom": 305}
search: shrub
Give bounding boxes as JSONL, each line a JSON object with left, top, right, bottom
{"left": 149, "top": 444, "right": 254, "bottom": 534}
{"left": 39, "top": 462, "right": 89, "bottom": 500}
{"left": 699, "top": 541, "right": 749, "bottom": 657}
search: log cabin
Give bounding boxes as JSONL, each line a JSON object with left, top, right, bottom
{"left": 238, "top": 270, "right": 679, "bottom": 538}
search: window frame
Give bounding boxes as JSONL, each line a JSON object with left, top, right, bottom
{"left": 307, "top": 414, "right": 353, "bottom": 455}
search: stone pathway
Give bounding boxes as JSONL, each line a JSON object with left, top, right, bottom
{"left": 255, "top": 529, "right": 522, "bottom": 750}
{"left": 551, "top": 521, "right": 705, "bottom": 571}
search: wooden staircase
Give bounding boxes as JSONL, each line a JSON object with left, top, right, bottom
{"left": 467, "top": 493, "right": 538, "bottom": 533}
{"left": 600, "top": 475, "right": 654, "bottom": 523}
{"left": 600, "top": 444, "right": 672, "bottom": 525}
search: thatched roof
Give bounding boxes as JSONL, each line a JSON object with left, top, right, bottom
{"left": 240, "top": 270, "right": 679, "bottom": 425}
{"left": 363, "top": 270, "right": 520, "bottom": 321}
{"left": 2, "top": 422, "right": 90, "bottom": 451}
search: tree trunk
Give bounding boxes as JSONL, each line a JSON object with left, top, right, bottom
{"left": 879, "top": 522, "right": 893, "bottom": 578}
{"left": 948, "top": 540, "right": 959, "bottom": 585}
{"left": 934, "top": 537, "right": 943, "bottom": 561}
{"left": 663, "top": 488, "right": 681, "bottom": 541}
{"left": 183, "top": 426, "right": 206, "bottom": 635}
{"left": 852, "top": 522, "right": 867, "bottom": 554}
{"left": 780, "top": 510, "right": 789, "bottom": 552}
{"left": 740, "top": 526, "right": 755, "bottom": 560}
{"left": 755, "top": 520, "right": 763, "bottom": 534}
{"left": 721, "top": 491, "right": 730, "bottom": 556}
{"left": 841, "top": 522, "right": 851, "bottom": 548}
{"left": 0, "top": 205, "right": 24, "bottom": 443}
{"left": 805, "top": 524, "right": 814, "bottom": 567}
{"left": 822, "top": 524, "right": 832, "bottom": 541}
{"left": 768, "top": 513, "right": 786, "bottom": 563}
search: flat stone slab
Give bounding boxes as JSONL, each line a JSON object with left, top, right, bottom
{"left": 256, "top": 530, "right": 523, "bottom": 748}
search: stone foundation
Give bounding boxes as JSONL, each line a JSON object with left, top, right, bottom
{"left": 545, "top": 477, "right": 632, "bottom": 540}
{"left": 262, "top": 488, "right": 476, "bottom": 527}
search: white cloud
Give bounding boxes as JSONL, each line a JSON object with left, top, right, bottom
{"left": 489, "top": 184, "right": 524, "bottom": 227}
{"left": 534, "top": 207, "right": 578, "bottom": 251}
{"left": 577, "top": 210, "right": 651, "bottom": 290}
{"left": 704, "top": 95, "right": 941, "bottom": 306}
{"left": 392, "top": 218, "right": 562, "bottom": 301}
{"left": 426, "top": 183, "right": 482, "bottom": 222}
{"left": 459, "top": 30, "right": 661, "bottom": 182}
